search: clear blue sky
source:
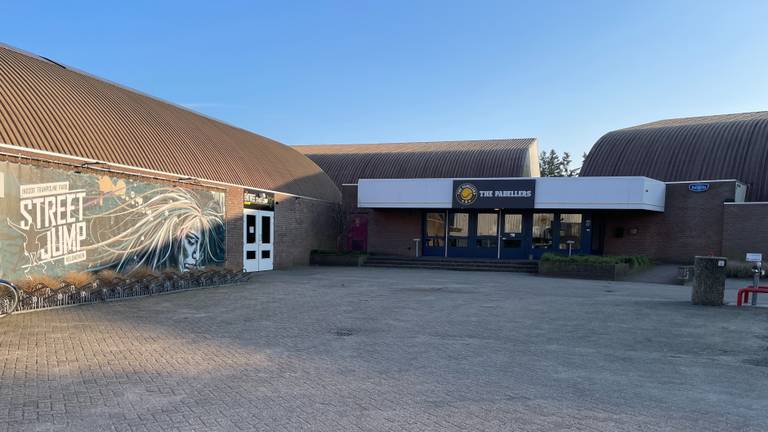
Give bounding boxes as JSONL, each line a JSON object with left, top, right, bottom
{"left": 4, "top": 1, "right": 768, "bottom": 161}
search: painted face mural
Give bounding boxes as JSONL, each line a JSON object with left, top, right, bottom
{"left": 0, "top": 161, "right": 226, "bottom": 280}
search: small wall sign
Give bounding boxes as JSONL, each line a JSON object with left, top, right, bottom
{"left": 746, "top": 253, "right": 763, "bottom": 263}
{"left": 688, "top": 183, "right": 710, "bottom": 193}
{"left": 244, "top": 189, "right": 275, "bottom": 210}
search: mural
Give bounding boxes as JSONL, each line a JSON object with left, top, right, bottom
{"left": 0, "top": 161, "right": 226, "bottom": 280}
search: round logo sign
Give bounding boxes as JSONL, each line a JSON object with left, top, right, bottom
{"left": 455, "top": 183, "right": 478, "bottom": 205}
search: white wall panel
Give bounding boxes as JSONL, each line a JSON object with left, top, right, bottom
{"left": 358, "top": 176, "right": 666, "bottom": 211}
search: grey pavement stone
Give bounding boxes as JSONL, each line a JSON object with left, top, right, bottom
{"left": 0, "top": 267, "right": 767, "bottom": 431}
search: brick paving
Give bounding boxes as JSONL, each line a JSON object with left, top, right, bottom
{"left": 1, "top": 267, "right": 767, "bottom": 431}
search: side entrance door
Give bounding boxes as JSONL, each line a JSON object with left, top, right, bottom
{"left": 256, "top": 210, "right": 274, "bottom": 271}
{"left": 243, "top": 209, "right": 274, "bottom": 272}
{"left": 243, "top": 209, "right": 259, "bottom": 272}
{"left": 499, "top": 212, "right": 530, "bottom": 259}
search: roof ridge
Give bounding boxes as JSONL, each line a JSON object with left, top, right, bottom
{"left": 294, "top": 138, "right": 537, "bottom": 149}
{"left": 622, "top": 111, "right": 768, "bottom": 130}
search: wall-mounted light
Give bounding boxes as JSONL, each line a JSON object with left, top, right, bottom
{"left": 74, "top": 160, "right": 106, "bottom": 174}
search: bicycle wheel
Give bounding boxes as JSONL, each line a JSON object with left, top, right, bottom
{"left": 0, "top": 281, "right": 19, "bottom": 318}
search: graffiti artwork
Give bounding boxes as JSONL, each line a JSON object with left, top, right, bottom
{"left": 0, "top": 161, "right": 226, "bottom": 280}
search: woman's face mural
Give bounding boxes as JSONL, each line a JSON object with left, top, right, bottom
{"left": 181, "top": 229, "right": 201, "bottom": 271}
{"left": 84, "top": 185, "right": 226, "bottom": 274}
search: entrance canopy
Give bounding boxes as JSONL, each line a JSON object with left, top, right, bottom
{"left": 357, "top": 176, "right": 665, "bottom": 212}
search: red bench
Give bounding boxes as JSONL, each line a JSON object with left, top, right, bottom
{"left": 736, "top": 285, "right": 768, "bottom": 306}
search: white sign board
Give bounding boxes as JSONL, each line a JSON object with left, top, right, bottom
{"left": 746, "top": 253, "right": 763, "bottom": 263}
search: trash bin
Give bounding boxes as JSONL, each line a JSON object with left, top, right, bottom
{"left": 691, "top": 256, "right": 727, "bottom": 306}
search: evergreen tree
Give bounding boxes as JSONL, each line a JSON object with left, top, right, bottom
{"left": 562, "top": 152, "right": 574, "bottom": 176}
{"left": 539, "top": 149, "right": 563, "bottom": 176}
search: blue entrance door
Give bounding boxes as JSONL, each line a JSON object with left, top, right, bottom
{"left": 473, "top": 211, "right": 500, "bottom": 258}
{"left": 445, "top": 211, "right": 500, "bottom": 258}
{"left": 446, "top": 211, "right": 472, "bottom": 257}
{"left": 500, "top": 212, "right": 530, "bottom": 259}
{"left": 531, "top": 212, "right": 556, "bottom": 259}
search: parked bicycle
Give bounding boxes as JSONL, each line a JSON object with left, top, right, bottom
{"left": 0, "top": 279, "right": 19, "bottom": 318}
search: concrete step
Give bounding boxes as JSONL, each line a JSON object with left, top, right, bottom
{"left": 366, "top": 256, "right": 536, "bottom": 265}
{"left": 363, "top": 262, "right": 538, "bottom": 273}
{"left": 363, "top": 256, "right": 539, "bottom": 273}
{"left": 366, "top": 258, "right": 536, "bottom": 268}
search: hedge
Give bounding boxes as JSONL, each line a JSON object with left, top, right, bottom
{"left": 540, "top": 253, "right": 651, "bottom": 268}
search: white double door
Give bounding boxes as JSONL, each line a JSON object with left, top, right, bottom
{"left": 243, "top": 209, "right": 274, "bottom": 272}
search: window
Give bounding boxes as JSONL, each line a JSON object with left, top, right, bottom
{"left": 476, "top": 213, "right": 498, "bottom": 248}
{"left": 476, "top": 213, "right": 498, "bottom": 236}
{"left": 559, "top": 213, "right": 582, "bottom": 251}
{"left": 261, "top": 215, "right": 271, "bottom": 244}
{"left": 425, "top": 212, "right": 445, "bottom": 247}
{"left": 504, "top": 214, "right": 523, "bottom": 235}
{"left": 532, "top": 213, "right": 554, "bottom": 249}
{"left": 246, "top": 215, "right": 256, "bottom": 244}
{"left": 448, "top": 213, "right": 468, "bottom": 247}
{"left": 502, "top": 214, "right": 523, "bottom": 249}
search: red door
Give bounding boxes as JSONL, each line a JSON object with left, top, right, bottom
{"left": 347, "top": 214, "right": 368, "bottom": 252}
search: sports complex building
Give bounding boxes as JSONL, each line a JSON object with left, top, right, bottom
{"left": 0, "top": 43, "right": 767, "bottom": 281}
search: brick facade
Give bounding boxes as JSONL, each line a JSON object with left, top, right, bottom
{"left": 367, "top": 209, "right": 422, "bottom": 257}
{"left": 224, "top": 186, "right": 245, "bottom": 269}
{"left": 340, "top": 185, "right": 422, "bottom": 257}
{"left": 274, "top": 194, "right": 340, "bottom": 268}
{"left": 721, "top": 203, "right": 768, "bottom": 261}
{"left": 602, "top": 181, "right": 738, "bottom": 263}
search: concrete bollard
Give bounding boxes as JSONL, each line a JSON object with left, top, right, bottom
{"left": 691, "top": 256, "right": 727, "bottom": 306}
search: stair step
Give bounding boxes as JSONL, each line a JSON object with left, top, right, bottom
{"left": 364, "top": 263, "right": 537, "bottom": 272}
{"left": 365, "top": 259, "right": 536, "bottom": 267}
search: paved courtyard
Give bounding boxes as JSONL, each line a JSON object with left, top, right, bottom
{"left": 1, "top": 267, "right": 767, "bottom": 431}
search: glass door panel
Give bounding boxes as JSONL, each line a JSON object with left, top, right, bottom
{"left": 423, "top": 212, "right": 446, "bottom": 256}
{"left": 531, "top": 213, "right": 554, "bottom": 258}
{"left": 500, "top": 212, "right": 529, "bottom": 259}
{"left": 559, "top": 213, "right": 582, "bottom": 255}
{"left": 447, "top": 212, "right": 470, "bottom": 256}
{"left": 475, "top": 213, "right": 498, "bottom": 248}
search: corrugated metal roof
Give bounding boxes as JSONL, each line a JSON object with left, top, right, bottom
{"left": 0, "top": 45, "right": 340, "bottom": 202}
{"left": 294, "top": 139, "right": 540, "bottom": 187}
{"left": 581, "top": 111, "right": 768, "bottom": 202}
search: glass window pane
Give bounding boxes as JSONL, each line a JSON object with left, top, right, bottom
{"left": 532, "top": 213, "right": 554, "bottom": 249}
{"left": 504, "top": 214, "right": 522, "bottom": 235}
{"left": 261, "top": 215, "right": 271, "bottom": 244}
{"left": 425, "top": 212, "right": 445, "bottom": 238}
{"left": 246, "top": 215, "right": 256, "bottom": 244}
{"left": 448, "top": 213, "right": 469, "bottom": 238}
{"left": 559, "top": 213, "right": 582, "bottom": 250}
{"left": 476, "top": 213, "right": 498, "bottom": 237}
{"left": 476, "top": 238, "right": 498, "bottom": 248}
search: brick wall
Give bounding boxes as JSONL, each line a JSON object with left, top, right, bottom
{"left": 224, "top": 186, "right": 244, "bottom": 269}
{"left": 603, "top": 181, "right": 738, "bottom": 263}
{"left": 722, "top": 203, "right": 768, "bottom": 261}
{"left": 367, "top": 208, "right": 422, "bottom": 257}
{"left": 274, "top": 194, "right": 340, "bottom": 268}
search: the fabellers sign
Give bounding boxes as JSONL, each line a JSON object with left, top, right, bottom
{"left": 452, "top": 179, "right": 536, "bottom": 209}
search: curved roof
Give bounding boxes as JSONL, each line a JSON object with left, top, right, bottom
{"left": 0, "top": 45, "right": 340, "bottom": 202}
{"left": 294, "top": 139, "right": 540, "bottom": 187}
{"left": 582, "top": 112, "right": 768, "bottom": 201}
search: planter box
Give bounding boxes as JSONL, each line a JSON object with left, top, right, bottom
{"left": 539, "top": 261, "right": 631, "bottom": 281}
{"left": 310, "top": 253, "right": 367, "bottom": 267}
